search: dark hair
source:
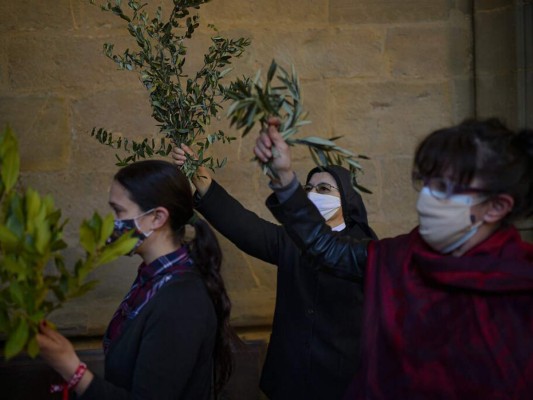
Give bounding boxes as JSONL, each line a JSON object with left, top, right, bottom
{"left": 414, "top": 118, "right": 533, "bottom": 220}
{"left": 114, "top": 159, "right": 194, "bottom": 231}
{"left": 114, "top": 159, "right": 234, "bottom": 392}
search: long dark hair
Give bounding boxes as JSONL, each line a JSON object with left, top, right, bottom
{"left": 114, "top": 159, "right": 234, "bottom": 392}
{"left": 414, "top": 118, "right": 533, "bottom": 220}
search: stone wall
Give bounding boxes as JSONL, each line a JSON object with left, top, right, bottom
{"left": 0, "top": 0, "right": 474, "bottom": 335}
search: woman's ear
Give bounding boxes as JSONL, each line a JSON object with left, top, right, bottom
{"left": 150, "top": 207, "right": 170, "bottom": 230}
{"left": 482, "top": 194, "right": 514, "bottom": 223}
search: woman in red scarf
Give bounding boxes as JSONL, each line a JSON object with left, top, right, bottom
{"left": 254, "top": 118, "right": 533, "bottom": 399}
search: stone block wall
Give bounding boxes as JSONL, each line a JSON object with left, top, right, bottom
{"left": 0, "top": 0, "right": 474, "bottom": 335}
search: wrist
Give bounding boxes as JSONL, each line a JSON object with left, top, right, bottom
{"left": 73, "top": 368, "right": 94, "bottom": 395}
{"left": 194, "top": 177, "right": 212, "bottom": 197}
{"left": 50, "top": 361, "right": 92, "bottom": 397}
{"left": 58, "top": 355, "right": 82, "bottom": 382}
{"left": 193, "top": 168, "right": 212, "bottom": 197}
{"left": 270, "top": 170, "right": 294, "bottom": 188}
{"left": 67, "top": 362, "right": 87, "bottom": 389}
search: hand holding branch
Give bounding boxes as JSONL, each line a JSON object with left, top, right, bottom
{"left": 254, "top": 118, "right": 295, "bottom": 187}
{"left": 36, "top": 321, "right": 93, "bottom": 395}
{"left": 171, "top": 144, "right": 213, "bottom": 196}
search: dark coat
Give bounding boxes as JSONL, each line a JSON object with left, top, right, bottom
{"left": 194, "top": 166, "right": 376, "bottom": 400}
{"left": 79, "top": 273, "right": 217, "bottom": 400}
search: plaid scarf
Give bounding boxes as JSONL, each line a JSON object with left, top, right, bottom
{"left": 103, "top": 246, "right": 194, "bottom": 354}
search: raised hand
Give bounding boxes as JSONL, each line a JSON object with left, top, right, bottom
{"left": 254, "top": 117, "right": 294, "bottom": 187}
{"left": 171, "top": 143, "right": 212, "bottom": 196}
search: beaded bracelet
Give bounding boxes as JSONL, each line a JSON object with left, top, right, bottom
{"left": 50, "top": 362, "right": 88, "bottom": 400}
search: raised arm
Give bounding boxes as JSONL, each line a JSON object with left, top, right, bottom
{"left": 172, "top": 144, "right": 286, "bottom": 265}
{"left": 254, "top": 119, "right": 368, "bottom": 280}
{"left": 171, "top": 144, "right": 212, "bottom": 196}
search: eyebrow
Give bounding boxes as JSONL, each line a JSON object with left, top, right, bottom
{"left": 108, "top": 201, "right": 123, "bottom": 210}
{"left": 309, "top": 182, "right": 337, "bottom": 188}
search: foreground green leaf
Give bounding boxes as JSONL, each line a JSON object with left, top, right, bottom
{"left": 5, "top": 318, "right": 29, "bottom": 360}
{"left": 0, "top": 126, "right": 138, "bottom": 360}
{"left": 88, "top": 0, "right": 250, "bottom": 178}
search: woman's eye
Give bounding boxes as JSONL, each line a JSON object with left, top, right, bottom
{"left": 429, "top": 180, "right": 445, "bottom": 193}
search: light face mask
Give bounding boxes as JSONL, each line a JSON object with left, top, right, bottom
{"left": 107, "top": 209, "right": 155, "bottom": 256}
{"left": 416, "top": 187, "right": 485, "bottom": 254}
{"left": 308, "top": 192, "right": 341, "bottom": 222}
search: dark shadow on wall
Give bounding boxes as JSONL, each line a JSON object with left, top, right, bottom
{"left": 473, "top": 0, "right": 533, "bottom": 241}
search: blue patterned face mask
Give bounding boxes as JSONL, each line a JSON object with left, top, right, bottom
{"left": 107, "top": 209, "right": 155, "bottom": 256}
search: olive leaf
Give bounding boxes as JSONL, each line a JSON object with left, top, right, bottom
{"left": 88, "top": 0, "right": 250, "bottom": 178}
{"left": 226, "top": 60, "right": 371, "bottom": 192}
{"left": 0, "top": 126, "right": 137, "bottom": 360}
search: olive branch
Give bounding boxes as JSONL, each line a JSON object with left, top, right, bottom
{"left": 226, "top": 60, "right": 370, "bottom": 193}
{"left": 89, "top": 0, "right": 250, "bottom": 179}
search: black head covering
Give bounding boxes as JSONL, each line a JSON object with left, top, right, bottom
{"left": 306, "top": 165, "right": 377, "bottom": 239}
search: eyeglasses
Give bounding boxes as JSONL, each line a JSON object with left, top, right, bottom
{"left": 303, "top": 182, "right": 339, "bottom": 195}
{"left": 411, "top": 172, "right": 492, "bottom": 200}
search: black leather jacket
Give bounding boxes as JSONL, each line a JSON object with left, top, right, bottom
{"left": 266, "top": 183, "right": 370, "bottom": 281}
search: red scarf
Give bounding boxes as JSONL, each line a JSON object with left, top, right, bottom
{"left": 346, "top": 226, "right": 533, "bottom": 399}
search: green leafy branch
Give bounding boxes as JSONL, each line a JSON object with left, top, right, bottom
{"left": 91, "top": 127, "right": 173, "bottom": 165}
{"left": 89, "top": 0, "right": 250, "bottom": 178}
{"left": 0, "top": 126, "right": 138, "bottom": 360}
{"left": 226, "top": 60, "right": 370, "bottom": 193}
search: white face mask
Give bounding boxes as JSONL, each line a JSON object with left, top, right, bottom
{"left": 416, "top": 187, "right": 485, "bottom": 254}
{"left": 308, "top": 192, "right": 341, "bottom": 222}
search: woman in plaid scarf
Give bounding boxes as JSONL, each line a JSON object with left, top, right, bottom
{"left": 37, "top": 160, "right": 234, "bottom": 399}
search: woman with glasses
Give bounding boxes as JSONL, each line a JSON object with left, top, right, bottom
{"left": 172, "top": 145, "right": 376, "bottom": 399}
{"left": 254, "top": 118, "right": 533, "bottom": 399}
